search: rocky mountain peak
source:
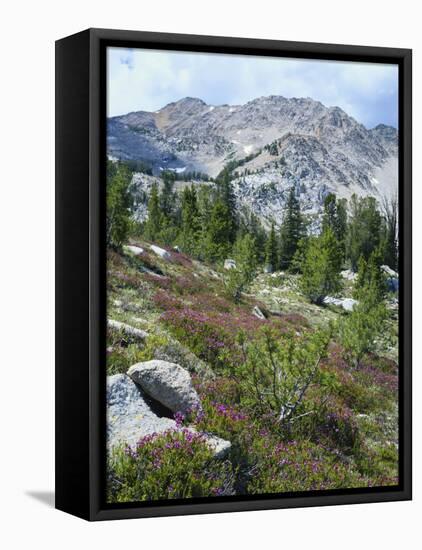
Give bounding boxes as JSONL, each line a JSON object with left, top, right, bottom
{"left": 107, "top": 94, "right": 398, "bottom": 224}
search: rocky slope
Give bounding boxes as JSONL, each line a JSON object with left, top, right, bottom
{"left": 108, "top": 95, "right": 398, "bottom": 223}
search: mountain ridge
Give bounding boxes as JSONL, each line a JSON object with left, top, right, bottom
{"left": 107, "top": 95, "right": 398, "bottom": 223}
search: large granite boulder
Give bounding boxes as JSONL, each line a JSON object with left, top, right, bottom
{"left": 107, "top": 374, "right": 176, "bottom": 451}
{"left": 127, "top": 360, "right": 201, "bottom": 414}
{"left": 106, "top": 374, "right": 231, "bottom": 458}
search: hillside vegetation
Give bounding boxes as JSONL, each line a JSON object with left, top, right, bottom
{"left": 106, "top": 159, "right": 398, "bottom": 503}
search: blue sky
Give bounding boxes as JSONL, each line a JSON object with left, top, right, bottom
{"left": 107, "top": 47, "right": 398, "bottom": 129}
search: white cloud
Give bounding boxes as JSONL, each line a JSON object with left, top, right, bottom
{"left": 107, "top": 47, "right": 398, "bottom": 128}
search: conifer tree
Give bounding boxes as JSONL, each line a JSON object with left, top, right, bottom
{"left": 301, "top": 227, "right": 342, "bottom": 305}
{"left": 225, "top": 233, "right": 258, "bottom": 302}
{"left": 322, "top": 193, "right": 347, "bottom": 260}
{"left": 106, "top": 162, "right": 133, "bottom": 249}
{"left": 279, "top": 187, "right": 304, "bottom": 270}
{"left": 179, "top": 185, "right": 200, "bottom": 254}
{"left": 144, "top": 183, "right": 162, "bottom": 242}
{"left": 204, "top": 198, "right": 233, "bottom": 262}
{"left": 353, "top": 248, "right": 386, "bottom": 303}
{"left": 382, "top": 195, "right": 398, "bottom": 271}
{"left": 217, "top": 168, "right": 237, "bottom": 245}
{"left": 160, "top": 170, "right": 176, "bottom": 222}
{"left": 265, "top": 221, "right": 278, "bottom": 271}
{"left": 347, "top": 195, "right": 383, "bottom": 270}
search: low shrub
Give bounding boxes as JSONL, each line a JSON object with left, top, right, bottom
{"left": 247, "top": 439, "right": 366, "bottom": 494}
{"left": 107, "top": 429, "right": 234, "bottom": 502}
{"left": 106, "top": 333, "right": 170, "bottom": 375}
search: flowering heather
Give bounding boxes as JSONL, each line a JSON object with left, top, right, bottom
{"left": 107, "top": 429, "right": 233, "bottom": 503}
{"left": 247, "top": 438, "right": 368, "bottom": 494}
{"left": 141, "top": 272, "right": 173, "bottom": 289}
{"left": 109, "top": 270, "right": 143, "bottom": 289}
{"left": 153, "top": 289, "right": 184, "bottom": 311}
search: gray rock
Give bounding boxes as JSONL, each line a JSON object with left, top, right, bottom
{"left": 381, "top": 266, "right": 399, "bottom": 292}
{"left": 150, "top": 244, "right": 171, "bottom": 260}
{"left": 127, "top": 360, "right": 201, "bottom": 413}
{"left": 107, "top": 374, "right": 176, "bottom": 451}
{"left": 381, "top": 265, "right": 398, "bottom": 278}
{"left": 124, "top": 244, "right": 144, "bottom": 256}
{"left": 203, "top": 433, "right": 232, "bottom": 459}
{"left": 224, "top": 258, "right": 237, "bottom": 270}
{"left": 263, "top": 264, "right": 273, "bottom": 274}
{"left": 341, "top": 269, "right": 357, "bottom": 281}
{"left": 107, "top": 374, "right": 230, "bottom": 458}
{"left": 187, "top": 427, "right": 232, "bottom": 459}
{"left": 252, "top": 305, "right": 266, "bottom": 320}
{"left": 107, "top": 319, "right": 148, "bottom": 341}
{"left": 323, "top": 296, "right": 358, "bottom": 312}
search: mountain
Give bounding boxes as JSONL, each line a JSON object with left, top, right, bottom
{"left": 107, "top": 95, "right": 398, "bottom": 223}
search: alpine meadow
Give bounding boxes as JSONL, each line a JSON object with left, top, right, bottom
{"left": 105, "top": 48, "right": 399, "bottom": 504}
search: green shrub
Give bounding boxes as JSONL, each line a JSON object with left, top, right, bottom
{"left": 338, "top": 288, "right": 387, "bottom": 368}
{"left": 106, "top": 333, "right": 170, "bottom": 375}
{"left": 107, "top": 429, "right": 233, "bottom": 502}
{"left": 237, "top": 326, "right": 330, "bottom": 425}
{"left": 300, "top": 228, "right": 342, "bottom": 305}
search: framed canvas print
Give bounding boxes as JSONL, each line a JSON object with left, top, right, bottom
{"left": 55, "top": 28, "right": 412, "bottom": 521}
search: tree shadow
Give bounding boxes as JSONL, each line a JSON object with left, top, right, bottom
{"left": 25, "top": 491, "right": 55, "bottom": 508}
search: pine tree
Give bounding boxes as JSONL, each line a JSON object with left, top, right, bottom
{"left": 279, "top": 187, "right": 304, "bottom": 270}
{"left": 347, "top": 195, "right": 383, "bottom": 271}
{"left": 265, "top": 222, "right": 278, "bottom": 271}
{"left": 382, "top": 195, "right": 398, "bottom": 271}
{"left": 301, "top": 227, "right": 342, "bottom": 305}
{"left": 106, "top": 162, "right": 133, "bottom": 249}
{"left": 353, "top": 248, "right": 386, "bottom": 303}
{"left": 225, "top": 233, "right": 258, "bottom": 302}
{"left": 217, "top": 168, "right": 237, "bottom": 245}
{"left": 204, "top": 198, "right": 233, "bottom": 262}
{"left": 322, "top": 193, "right": 347, "bottom": 260}
{"left": 339, "top": 284, "right": 387, "bottom": 368}
{"left": 179, "top": 185, "right": 200, "bottom": 254}
{"left": 160, "top": 170, "right": 176, "bottom": 221}
{"left": 144, "top": 183, "right": 162, "bottom": 242}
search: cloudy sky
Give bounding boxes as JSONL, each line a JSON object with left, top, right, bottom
{"left": 107, "top": 47, "right": 398, "bottom": 129}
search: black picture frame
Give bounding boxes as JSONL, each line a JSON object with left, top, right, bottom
{"left": 55, "top": 28, "right": 412, "bottom": 521}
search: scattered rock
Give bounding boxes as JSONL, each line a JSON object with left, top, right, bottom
{"left": 386, "top": 278, "right": 399, "bottom": 292}
{"left": 224, "top": 258, "right": 237, "bottom": 270}
{"left": 341, "top": 269, "right": 357, "bottom": 281}
{"left": 108, "top": 319, "right": 148, "bottom": 341}
{"left": 188, "top": 428, "right": 231, "bottom": 459}
{"left": 323, "top": 296, "right": 358, "bottom": 312}
{"left": 127, "top": 360, "right": 201, "bottom": 414}
{"left": 140, "top": 265, "right": 164, "bottom": 278}
{"left": 124, "top": 245, "right": 144, "bottom": 256}
{"left": 252, "top": 305, "right": 266, "bottom": 320}
{"left": 381, "top": 265, "right": 399, "bottom": 292}
{"left": 150, "top": 244, "right": 171, "bottom": 260}
{"left": 381, "top": 265, "right": 398, "bottom": 278}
